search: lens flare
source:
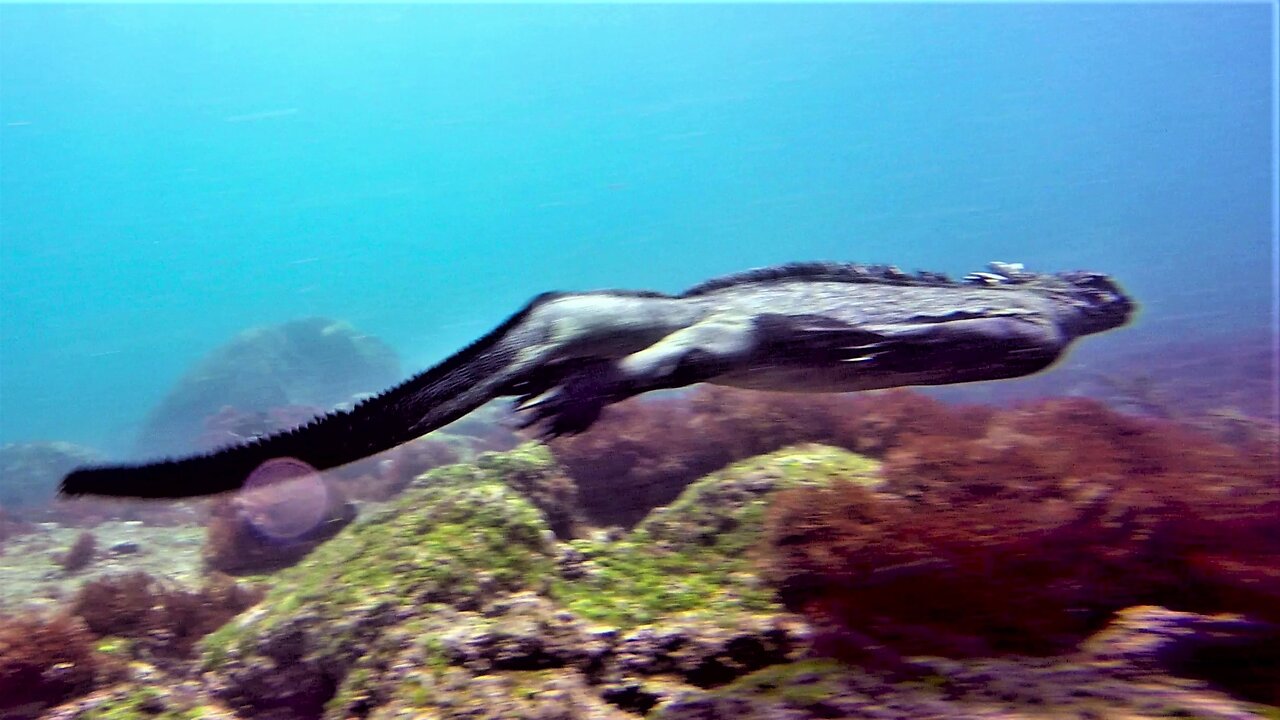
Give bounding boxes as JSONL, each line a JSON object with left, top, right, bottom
{"left": 235, "top": 457, "right": 329, "bottom": 541}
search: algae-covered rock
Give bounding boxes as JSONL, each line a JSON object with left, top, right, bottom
{"left": 201, "top": 455, "right": 557, "bottom": 717}
{"left": 549, "top": 444, "right": 881, "bottom": 628}
{"left": 371, "top": 666, "right": 633, "bottom": 720}
{"left": 198, "top": 443, "right": 879, "bottom": 719}
{"left": 476, "top": 442, "right": 583, "bottom": 539}
{"left": 325, "top": 595, "right": 630, "bottom": 720}
{"left": 38, "top": 683, "right": 243, "bottom": 720}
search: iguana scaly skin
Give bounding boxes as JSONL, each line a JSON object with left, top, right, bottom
{"left": 61, "top": 261, "right": 1134, "bottom": 498}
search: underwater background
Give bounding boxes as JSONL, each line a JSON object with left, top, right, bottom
{"left": 1, "top": 4, "right": 1273, "bottom": 451}
{"left": 1, "top": 5, "right": 1277, "bottom": 720}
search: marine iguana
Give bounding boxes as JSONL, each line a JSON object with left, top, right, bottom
{"left": 61, "top": 261, "right": 1134, "bottom": 499}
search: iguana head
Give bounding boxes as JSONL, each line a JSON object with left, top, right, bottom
{"left": 965, "top": 262, "right": 1136, "bottom": 338}
{"left": 1049, "top": 270, "right": 1136, "bottom": 336}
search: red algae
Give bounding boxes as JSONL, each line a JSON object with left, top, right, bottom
{"left": 0, "top": 614, "right": 104, "bottom": 715}
{"left": 59, "top": 530, "right": 97, "bottom": 573}
{"left": 763, "top": 396, "right": 1280, "bottom": 660}
{"left": 549, "top": 386, "right": 988, "bottom": 527}
{"left": 70, "top": 571, "right": 264, "bottom": 661}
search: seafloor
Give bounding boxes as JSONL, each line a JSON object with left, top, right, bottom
{"left": 1, "top": 382, "right": 1278, "bottom": 720}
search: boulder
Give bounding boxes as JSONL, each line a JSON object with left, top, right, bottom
{"left": 134, "top": 317, "right": 399, "bottom": 457}
{"left": 0, "top": 441, "right": 100, "bottom": 509}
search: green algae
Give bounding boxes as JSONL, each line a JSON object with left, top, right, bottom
{"left": 708, "top": 658, "right": 850, "bottom": 706}
{"left": 74, "top": 685, "right": 222, "bottom": 720}
{"left": 549, "top": 444, "right": 881, "bottom": 627}
{"left": 473, "top": 442, "right": 559, "bottom": 485}
{"left": 326, "top": 666, "right": 374, "bottom": 717}
{"left": 92, "top": 636, "right": 131, "bottom": 657}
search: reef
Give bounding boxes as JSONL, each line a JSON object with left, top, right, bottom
{"left": 328, "top": 436, "right": 462, "bottom": 503}
{"left": 70, "top": 572, "right": 265, "bottom": 665}
{"left": 11, "top": 387, "right": 1280, "bottom": 719}
{"left": 192, "top": 442, "right": 1280, "bottom": 717}
{"left": 0, "top": 506, "right": 34, "bottom": 542}
{"left": 193, "top": 444, "right": 855, "bottom": 718}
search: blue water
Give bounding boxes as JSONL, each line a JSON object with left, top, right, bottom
{"left": 1, "top": 4, "right": 1273, "bottom": 453}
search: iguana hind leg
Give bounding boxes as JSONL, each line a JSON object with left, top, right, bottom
{"left": 515, "top": 358, "right": 621, "bottom": 438}
{"left": 515, "top": 314, "right": 755, "bottom": 438}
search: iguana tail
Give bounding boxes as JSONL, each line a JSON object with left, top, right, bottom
{"left": 60, "top": 296, "right": 558, "bottom": 499}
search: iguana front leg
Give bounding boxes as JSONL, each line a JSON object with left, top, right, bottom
{"left": 515, "top": 314, "right": 755, "bottom": 438}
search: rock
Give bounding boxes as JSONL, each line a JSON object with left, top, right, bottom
{"left": 0, "top": 508, "right": 35, "bottom": 543}
{"left": 1080, "top": 605, "right": 1274, "bottom": 673}
{"left": 636, "top": 444, "right": 881, "bottom": 550}
{"left": 438, "top": 593, "right": 608, "bottom": 673}
{"left": 603, "top": 616, "right": 811, "bottom": 688}
{"left": 36, "top": 680, "right": 243, "bottom": 720}
{"left": 1080, "top": 605, "right": 1280, "bottom": 703}
{"left": 0, "top": 442, "right": 100, "bottom": 509}
{"left": 373, "top": 668, "right": 633, "bottom": 720}
{"left": 58, "top": 531, "right": 97, "bottom": 573}
{"left": 108, "top": 541, "right": 141, "bottom": 555}
{"left": 134, "top": 317, "right": 399, "bottom": 457}
{"left": 654, "top": 649, "right": 1273, "bottom": 720}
